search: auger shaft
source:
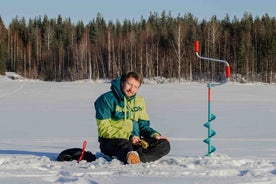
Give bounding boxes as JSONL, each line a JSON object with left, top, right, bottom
{"left": 205, "top": 83, "right": 216, "bottom": 156}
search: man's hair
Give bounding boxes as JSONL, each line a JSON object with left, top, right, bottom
{"left": 121, "top": 72, "right": 143, "bottom": 86}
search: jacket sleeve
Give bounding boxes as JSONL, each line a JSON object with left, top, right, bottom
{"left": 139, "top": 120, "right": 160, "bottom": 138}
{"left": 136, "top": 97, "right": 160, "bottom": 138}
{"left": 94, "top": 94, "right": 132, "bottom": 139}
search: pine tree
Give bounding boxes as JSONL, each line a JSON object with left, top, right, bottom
{"left": 0, "top": 17, "right": 7, "bottom": 74}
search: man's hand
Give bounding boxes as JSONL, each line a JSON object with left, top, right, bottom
{"left": 131, "top": 136, "right": 141, "bottom": 145}
{"left": 154, "top": 134, "right": 169, "bottom": 141}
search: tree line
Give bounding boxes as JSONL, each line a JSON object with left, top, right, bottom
{"left": 0, "top": 11, "right": 275, "bottom": 83}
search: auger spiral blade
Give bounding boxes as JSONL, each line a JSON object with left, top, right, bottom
{"left": 203, "top": 113, "right": 217, "bottom": 156}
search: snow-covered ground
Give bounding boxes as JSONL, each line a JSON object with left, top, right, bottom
{"left": 1, "top": 76, "right": 276, "bottom": 184}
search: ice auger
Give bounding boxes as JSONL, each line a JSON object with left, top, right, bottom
{"left": 194, "top": 40, "right": 231, "bottom": 156}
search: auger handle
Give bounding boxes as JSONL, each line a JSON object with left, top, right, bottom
{"left": 195, "top": 40, "right": 199, "bottom": 53}
{"left": 225, "top": 65, "right": 231, "bottom": 78}
{"left": 194, "top": 40, "right": 231, "bottom": 86}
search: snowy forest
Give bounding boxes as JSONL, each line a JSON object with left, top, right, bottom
{"left": 0, "top": 11, "right": 275, "bottom": 83}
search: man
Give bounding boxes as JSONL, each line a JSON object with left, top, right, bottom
{"left": 94, "top": 72, "right": 170, "bottom": 164}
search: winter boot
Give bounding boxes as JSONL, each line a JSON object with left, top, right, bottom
{"left": 127, "top": 151, "right": 140, "bottom": 164}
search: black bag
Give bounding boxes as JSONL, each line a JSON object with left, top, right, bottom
{"left": 56, "top": 148, "right": 96, "bottom": 162}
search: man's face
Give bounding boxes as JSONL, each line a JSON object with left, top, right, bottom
{"left": 122, "top": 77, "right": 140, "bottom": 97}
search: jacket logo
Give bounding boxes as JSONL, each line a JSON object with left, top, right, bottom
{"left": 115, "top": 106, "right": 142, "bottom": 112}
{"left": 131, "top": 106, "right": 142, "bottom": 112}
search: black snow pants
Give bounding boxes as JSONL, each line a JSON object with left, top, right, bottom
{"left": 99, "top": 137, "right": 170, "bottom": 164}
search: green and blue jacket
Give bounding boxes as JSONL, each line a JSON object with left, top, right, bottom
{"left": 94, "top": 77, "right": 159, "bottom": 141}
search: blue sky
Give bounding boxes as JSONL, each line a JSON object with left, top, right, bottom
{"left": 1, "top": 0, "right": 276, "bottom": 26}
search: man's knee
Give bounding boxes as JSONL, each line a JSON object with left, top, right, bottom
{"left": 159, "top": 139, "right": 170, "bottom": 156}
